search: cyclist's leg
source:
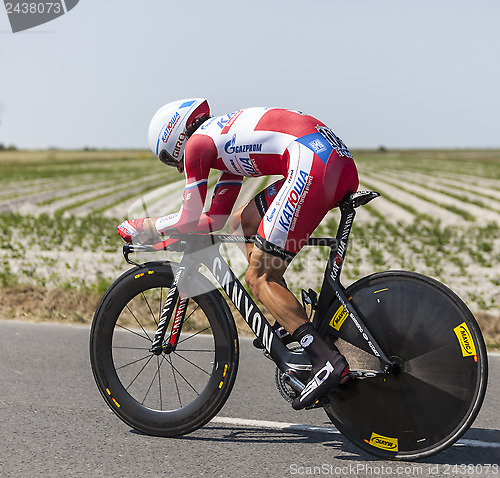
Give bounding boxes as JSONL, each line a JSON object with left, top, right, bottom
{"left": 245, "top": 247, "right": 306, "bottom": 333}
{"left": 229, "top": 179, "right": 292, "bottom": 347}
{"left": 248, "top": 141, "right": 357, "bottom": 409}
{"left": 246, "top": 243, "right": 350, "bottom": 411}
{"left": 247, "top": 155, "right": 336, "bottom": 307}
{"left": 248, "top": 143, "right": 354, "bottom": 325}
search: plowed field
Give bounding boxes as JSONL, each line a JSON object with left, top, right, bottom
{"left": 0, "top": 149, "right": 498, "bottom": 345}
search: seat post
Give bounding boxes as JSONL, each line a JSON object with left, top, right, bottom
{"left": 330, "top": 200, "right": 356, "bottom": 283}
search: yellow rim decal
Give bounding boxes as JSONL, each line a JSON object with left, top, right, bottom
{"left": 368, "top": 433, "right": 398, "bottom": 451}
{"left": 374, "top": 288, "right": 388, "bottom": 294}
{"left": 234, "top": 339, "right": 238, "bottom": 354}
{"left": 222, "top": 364, "right": 228, "bottom": 378}
{"left": 135, "top": 272, "right": 145, "bottom": 279}
{"left": 329, "top": 305, "right": 348, "bottom": 331}
{"left": 454, "top": 322, "right": 477, "bottom": 358}
{"left": 106, "top": 388, "right": 120, "bottom": 407}
{"left": 218, "top": 381, "right": 224, "bottom": 389}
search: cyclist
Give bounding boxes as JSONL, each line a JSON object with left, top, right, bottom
{"left": 118, "top": 98, "right": 359, "bottom": 410}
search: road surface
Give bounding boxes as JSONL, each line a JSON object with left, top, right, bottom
{"left": 0, "top": 320, "right": 498, "bottom": 477}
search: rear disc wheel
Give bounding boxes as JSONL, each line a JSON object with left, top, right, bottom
{"left": 321, "top": 271, "right": 488, "bottom": 460}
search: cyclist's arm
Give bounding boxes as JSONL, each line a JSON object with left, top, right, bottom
{"left": 195, "top": 171, "right": 243, "bottom": 233}
{"left": 155, "top": 135, "right": 216, "bottom": 235}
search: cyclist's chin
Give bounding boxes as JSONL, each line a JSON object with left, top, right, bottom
{"left": 176, "top": 158, "right": 185, "bottom": 173}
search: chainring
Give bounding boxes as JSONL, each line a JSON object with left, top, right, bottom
{"left": 274, "top": 344, "right": 305, "bottom": 403}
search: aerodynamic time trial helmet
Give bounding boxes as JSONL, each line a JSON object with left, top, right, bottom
{"left": 148, "top": 98, "right": 210, "bottom": 167}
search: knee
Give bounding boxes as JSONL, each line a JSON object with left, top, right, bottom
{"left": 232, "top": 204, "right": 260, "bottom": 236}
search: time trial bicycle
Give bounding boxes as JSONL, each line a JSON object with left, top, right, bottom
{"left": 89, "top": 190, "right": 488, "bottom": 460}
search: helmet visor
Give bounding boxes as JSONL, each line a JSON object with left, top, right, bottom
{"left": 159, "top": 149, "right": 179, "bottom": 168}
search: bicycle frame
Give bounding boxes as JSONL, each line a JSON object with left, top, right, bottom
{"left": 312, "top": 199, "right": 394, "bottom": 372}
{"left": 123, "top": 191, "right": 394, "bottom": 389}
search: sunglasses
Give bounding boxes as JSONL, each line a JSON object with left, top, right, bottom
{"left": 159, "top": 149, "right": 179, "bottom": 168}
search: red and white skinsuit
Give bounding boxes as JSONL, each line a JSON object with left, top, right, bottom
{"left": 154, "top": 107, "right": 359, "bottom": 262}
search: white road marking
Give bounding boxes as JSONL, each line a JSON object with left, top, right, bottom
{"left": 211, "top": 417, "right": 500, "bottom": 449}
{"left": 456, "top": 439, "right": 500, "bottom": 449}
{"left": 212, "top": 416, "right": 340, "bottom": 435}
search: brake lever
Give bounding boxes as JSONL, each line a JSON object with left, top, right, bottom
{"left": 123, "top": 244, "right": 147, "bottom": 266}
{"left": 122, "top": 238, "right": 187, "bottom": 265}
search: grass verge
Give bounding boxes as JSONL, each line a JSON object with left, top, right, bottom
{"left": 0, "top": 285, "right": 498, "bottom": 350}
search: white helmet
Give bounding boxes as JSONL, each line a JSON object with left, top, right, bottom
{"left": 148, "top": 98, "right": 210, "bottom": 167}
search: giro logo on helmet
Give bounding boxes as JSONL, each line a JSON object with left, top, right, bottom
{"left": 172, "top": 133, "right": 187, "bottom": 159}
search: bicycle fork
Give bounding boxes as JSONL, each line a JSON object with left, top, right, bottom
{"left": 150, "top": 266, "right": 189, "bottom": 355}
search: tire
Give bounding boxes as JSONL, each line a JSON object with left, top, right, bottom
{"left": 90, "top": 261, "right": 239, "bottom": 437}
{"left": 318, "top": 271, "right": 488, "bottom": 460}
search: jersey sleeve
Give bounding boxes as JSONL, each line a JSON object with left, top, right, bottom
{"left": 155, "top": 135, "right": 216, "bottom": 235}
{"left": 195, "top": 171, "right": 243, "bottom": 232}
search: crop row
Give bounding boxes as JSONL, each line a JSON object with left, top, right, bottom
{"left": 1, "top": 149, "right": 499, "bottom": 316}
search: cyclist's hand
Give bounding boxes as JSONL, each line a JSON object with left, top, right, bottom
{"left": 117, "top": 219, "right": 146, "bottom": 243}
{"left": 118, "top": 218, "right": 163, "bottom": 244}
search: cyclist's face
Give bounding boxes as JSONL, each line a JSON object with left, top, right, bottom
{"left": 176, "top": 157, "right": 184, "bottom": 174}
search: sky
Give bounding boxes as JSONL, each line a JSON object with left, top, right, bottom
{"left": 0, "top": 0, "right": 499, "bottom": 150}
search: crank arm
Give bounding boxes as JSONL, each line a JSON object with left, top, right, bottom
{"left": 281, "top": 372, "right": 306, "bottom": 393}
